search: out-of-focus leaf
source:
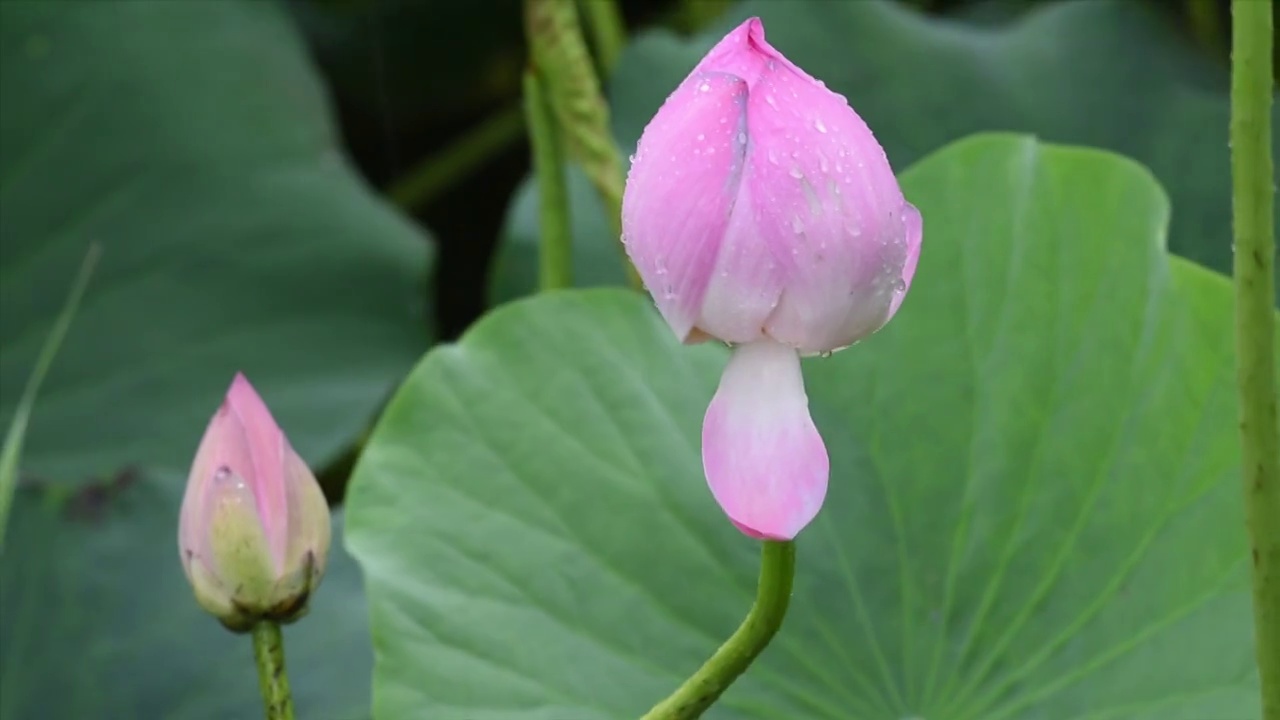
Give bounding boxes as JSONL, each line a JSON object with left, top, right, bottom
{"left": 351, "top": 135, "right": 1272, "bottom": 719}
{"left": 0, "top": 476, "right": 372, "bottom": 720}
{"left": 0, "top": 0, "right": 432, "bottom": 489}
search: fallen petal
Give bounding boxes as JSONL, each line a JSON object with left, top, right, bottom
{"left": 701, "top": 339, "right": 828, "bottom": 540}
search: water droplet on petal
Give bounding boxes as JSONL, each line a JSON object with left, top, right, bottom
{"left": 819, "top": 350, "right": 833, "bottom": 359}
{"left": 699, "top": 82, "right": 711, "bottom": 92}
{"left": 697, "top": 133, "right": 705, "bottom": 141}
{"left": 788, "top": 167, "right": 803, "bottom": 179}
{"left": 892, "top": 278, "right": 907, "bottom": 293}
{"left": 814, "top": 119, "right": 827, "bottom": 133}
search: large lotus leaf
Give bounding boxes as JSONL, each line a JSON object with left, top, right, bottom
{"left": 349, "top": 134, "right": 1271, "bottom": 719}
{"left": 0, "top": 0, "right": 431, "bottom": 489}
{"left": 0, "top": 475, "right": 372, "bottom": 719}
{"left": 493, "top": 0, "right": 1278, "bottom": 303}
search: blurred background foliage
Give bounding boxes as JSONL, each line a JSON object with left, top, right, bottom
{"left": 1, "top": 0, "right": 1272, "bottom": 500}
{"left": 293, "top": 0, "right": 1269, "bottom": 339}
{"left": 0, "top": 0, "right": 1275, "bottom": 717}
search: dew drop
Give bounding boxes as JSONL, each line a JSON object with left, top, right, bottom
{"left": 814, "top": 119, "right": 828, "bottom": 133}
{"left": 788, "top": 167, "right": 803, "bottom": 179}
{"left": 819, "top": 350, "right": 833, "bottom": 359}
{"left": 790, "top": 216, "right": 805, "bottom": 234}
{"left": 892, "top": 277, "right": 907, "bottom": 293}
{"left": 699, "top": 82, "right": 710, "bottom": 92}
{"left": 801, "top": 179, "right": 822, "bottom": 216}
{"left": 767, "top": 148, "right": 779, "bottom": 165}
{"left": 765, "top": 94, "right": 778, "bottom": 109}
{"left": 737, "top": 131, "right": 747, "bottom": 145}
{"left": 697, "top": 133, "right": 705, "bottom": 141}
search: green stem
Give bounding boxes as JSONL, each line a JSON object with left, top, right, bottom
{"left": 579, "top": 0, "right": 626, "bottom": 75}
{"left": 524, "top": 70, "right": 573, "bottom": 292}
{"left": 1231, "top": 2, "right": 1280, "bottom": 719}
{"left": 251, "top": 621, "right": 295, "bottom": 720}
{"left": 386, "top": 103, "right": 526, "bottom": 211}
{"left": 523, "top": 0, "right": 643, "bottom": 290}
{"left": 0, "top": 243, "right": 98, "bottom": 552}
{"left": 640, "top": 541, "right": 796, "bottom": 720}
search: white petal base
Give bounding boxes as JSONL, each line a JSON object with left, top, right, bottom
{"left": 701, "top": 339, "right": 829, "bottom": 540}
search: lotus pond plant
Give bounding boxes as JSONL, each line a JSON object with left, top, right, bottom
{"left": 0, "top": 1, "right": 1270, "bottom": 720}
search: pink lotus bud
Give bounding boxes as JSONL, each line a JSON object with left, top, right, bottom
{"left": 621, "top": 18, "right": 923, "bottom": 540}
{"left": 178, "top": 373, "right": 331, "bottom": 632}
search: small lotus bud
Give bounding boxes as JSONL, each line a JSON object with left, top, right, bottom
{"left": 621, "top": 18, "right": 924, "bottom": 540}
{"left": 178, "top": 373, "right": 331, "bottom": 632}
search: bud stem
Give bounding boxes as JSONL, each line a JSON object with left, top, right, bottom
{"left": 525, "top": 69, "right": 574, "bottom": 292}
{"left": 523, "top": 0, "right": 643, "bottom": 290}
{"left": 1230, "top": 2, "right": 1280, "bottom": 719}
{"left": 251, "top": 621, "right": 295, "bottom": 720}
{"left": 578, "top": 0, "right": 626, "bottom": 76}
{"left": 639, "top": 540, "right": 795, "bottom": 720}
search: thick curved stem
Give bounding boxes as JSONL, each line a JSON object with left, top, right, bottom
{"left": 640, "top": 540, "right": 796, "bottom": 720}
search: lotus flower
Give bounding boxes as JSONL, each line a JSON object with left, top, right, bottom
{"left": 178, "top": 373, "right": 331, "bottom": 631}
{"left": 621, "top": 18, "right": 923, "bottom": 540}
